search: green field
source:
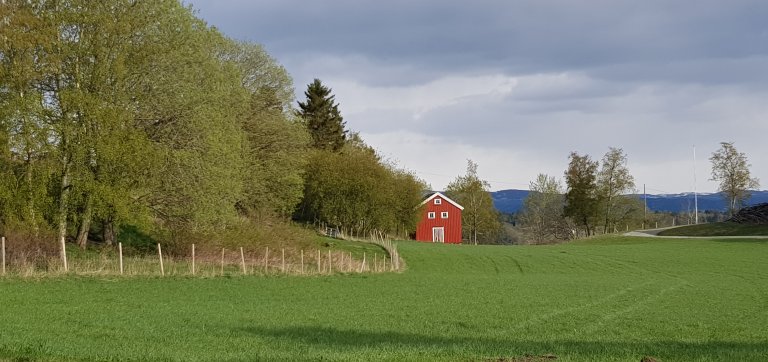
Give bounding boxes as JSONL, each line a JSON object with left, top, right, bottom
{"left": 657, "top": 222, "right": 768, "bottom": 237}
{"left": 0, "top": 236, "right": 766, "bottom": 361}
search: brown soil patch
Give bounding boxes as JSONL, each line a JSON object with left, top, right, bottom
{"left": 486, "top": 354, "right": 557, "bottom": 362}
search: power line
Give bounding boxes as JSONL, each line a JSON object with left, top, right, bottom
{"left": 414, "top": 170, "right": 530, "bottom": 188}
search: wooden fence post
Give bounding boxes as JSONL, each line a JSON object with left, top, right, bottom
{"left": 264, "top": 247, "right": 269, "bottom": 274}
{"left": 191, "top": 244, "right": 195, "bottom": 275}
{"left": 301, "top": 250, "right": 304, "bottom": 274}
{"left": 327, "top": 250, "right": 331, "bottom": 273}
{"left": 221, "top": 248, "right": 225, "bottom": 276}
{"left": 317, "top": 250, "right": 320, "bottom": 274}
{"left": 374, "top": 254, "right": 377, "bottom": 272}
{"left": 348, "top": 252, "right": 352, "bottom": 272}
{"left": 282, "top": 248, "right": 285, "bottom": 273}
{"left": 118, "top": 242, "right": 124, "bottom": 275}
{"left": 359, "top": 252, "right": 366, "bottom": 273}
{"left": 1, "top": 236, "right": 5, "bottom": 276}
{"left": 240, "top": 247, "right": 246, "bottom": 275}
{"left": 157, "top": 243, "right": 164, "bottom": 276}
{"left": 60, "top": 236, "right": 68, "bottom": 272}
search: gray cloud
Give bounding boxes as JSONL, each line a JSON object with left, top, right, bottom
{"left": 192, "top": 0, "right": 768, "bottom": 84}
{"left": 188, "top": 0, "right": 768, "bottom": 192}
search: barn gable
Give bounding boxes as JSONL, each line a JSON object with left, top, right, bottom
{"left": 414, "top": 192, "right": 463, "bottom": 243}
{"left": 418, "top": 192, "right": 465, "bottom": 210}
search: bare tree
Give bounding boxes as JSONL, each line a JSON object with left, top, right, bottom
{"left": 709, "top": 142, "right": 759, "bottom": 216}
{"left": 519, "top": 174, "right": 571, "bottom": 243}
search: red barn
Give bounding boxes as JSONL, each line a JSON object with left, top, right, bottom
{"left": 415, "top": 192, "right": 463, "bottom": 243}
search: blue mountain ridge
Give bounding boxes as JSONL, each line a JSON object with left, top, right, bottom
{"left": 491, "top": 189, "right": 768, "bottom": 214}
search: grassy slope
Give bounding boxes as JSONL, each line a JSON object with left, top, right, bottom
{"left": 657, "top": 222, "right": 768, "bottom": 236}
{"left": 0, "top": 237, "right": 766, "bottom": 361}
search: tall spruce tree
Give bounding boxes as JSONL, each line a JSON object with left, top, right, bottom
{"left": 297, "top": 79, "right": 347, "bottom": 151}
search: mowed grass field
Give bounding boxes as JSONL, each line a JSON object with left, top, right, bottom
{"left": 0, "top": 236, "right": 766, "bottom": 361}
{"left": 657, "top": 222, "right": 768, "bottom": 237}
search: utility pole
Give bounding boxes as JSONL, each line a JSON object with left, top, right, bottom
{"left": 644, "top": 184, "right": 647, "bottom": 224}
{"left": 693, "top": 145, "right": 698, "bottom": 225}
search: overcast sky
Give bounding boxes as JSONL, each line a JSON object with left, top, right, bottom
{"left": 188, "top": 0, "right": 767, "bottom": 194}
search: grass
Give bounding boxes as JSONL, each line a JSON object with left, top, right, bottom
{"left": 657, "top": 222, "right": 768, "bottom": 236}
{"left": 0, "top": 236, "right": 766, "bottom": 361}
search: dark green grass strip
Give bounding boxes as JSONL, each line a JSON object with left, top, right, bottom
{"left": 657, "top": 222, "right": 768, "bottom": 236}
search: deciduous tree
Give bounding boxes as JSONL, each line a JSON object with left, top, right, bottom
{"left": 519, "top": 174, "right": 571, "bottom": 243}
{"left": 710, "top": 142, "right": 760, "bottom": 215}
{"left": 596, "top": 147, "right": 635, "bottom": 233}
{"left": 226, "top": 40, "right": 309, "bottom": 219}
{"left": 298, "top": 141, "right": 424, "bottom": 238}
{"left": 564, "top": 152, "right": 598, "bottom": 236}
{"left": 445, "top": 160, "right": 502, "bottom": 244}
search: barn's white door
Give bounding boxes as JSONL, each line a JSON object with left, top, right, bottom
{"left": 432, "top": 227, "right": 445, "bottom": 243}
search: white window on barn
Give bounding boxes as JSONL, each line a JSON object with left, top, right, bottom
{"left": 428, "top": 212, "right": 436, "bottom": 219}
{"left": 441, "top": 212, "right": 448, "bottom": 219}
{"left": 434, "top": 198, "right": 442, "bottom": 205}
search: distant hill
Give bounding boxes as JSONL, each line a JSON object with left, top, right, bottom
{"left": 492, "top": 189, "right": 768, "bottom": 214}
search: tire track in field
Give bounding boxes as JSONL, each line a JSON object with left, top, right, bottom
{"left": 581, "top": 252, "right": 691, "bottom": 286}
{"left": 508, "top": 248, "right": 691, "bottom": 335}
{"left": 509, "top": 256, "right": 525, "bottom": 274}
{"left": 486, "top": 256, "right": 501, "bottom": 274}
{"left": 575, "top": 279, "right": 688, "bottom": 337}
{"left": 557, "top": 250, "right": 693, "bottom": 337}
{"left": 508, "top": 279, "right": 658, "bottom": 333}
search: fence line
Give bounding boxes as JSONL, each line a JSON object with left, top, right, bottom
{"left": 0, "top": 237, "right": 393, "bottom": 278}
{"left": 325, "top": 228, "right": 404, "bottom": 272}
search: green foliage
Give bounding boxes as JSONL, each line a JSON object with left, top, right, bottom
{"left": 564, "top": 152, "right": 599, "bottom": 236}
{"left": 596, "top": 147, "right": 637, "bottom": 233}
{"left": 710, "top": 142, "right": 760, "bottom": 216}
{"left": 297, "top": 79, "right": 347, "bottom": 151}
{"left": 445, "top": 160, "right": 503, "bottom": 244}
{"left": 298, "top": 140, "right": 425, "bottom": 238}
{"left": 227, "top": 40, "right": 310, "bottom": 219}
{"left": 0, "top": 1, "right": 315, "bottom": 251}
{"left": 0, "top": 237, "right": 766, "bottom": 360}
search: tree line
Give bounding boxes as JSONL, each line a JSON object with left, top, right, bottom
{"left": 0, "top": 0, "right": 424, "bottom": 251}
{"left": 517, "top": 142, "right": 759, "bottom": 243}
{"left": 294, "top": 80, "right": 425, "bottom": 239}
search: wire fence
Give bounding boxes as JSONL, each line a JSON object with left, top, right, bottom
{"left": 0, "top": 236, "right": 402, "bottom": 278}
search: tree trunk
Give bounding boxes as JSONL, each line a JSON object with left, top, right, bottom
{"left": 584, "top": 216, "right": 591, "bottom": 237}
{"left": 24, "top": 156, "right": 39, "bottom": 235}
{"left": 56, "top": 155, "right": 72, "bottom": 246}
{"left": 103, "top": 219, "right": 115, "bottom": 246}
{"left": 603, "top": 195, "right": 613, "bottom": 234}
{"left": 76, "top": 194, "right": 93, "bottom": 249}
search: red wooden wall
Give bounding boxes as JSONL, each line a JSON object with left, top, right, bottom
{"left": 415, "top": 194, "right": 462, "bottom": 244}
